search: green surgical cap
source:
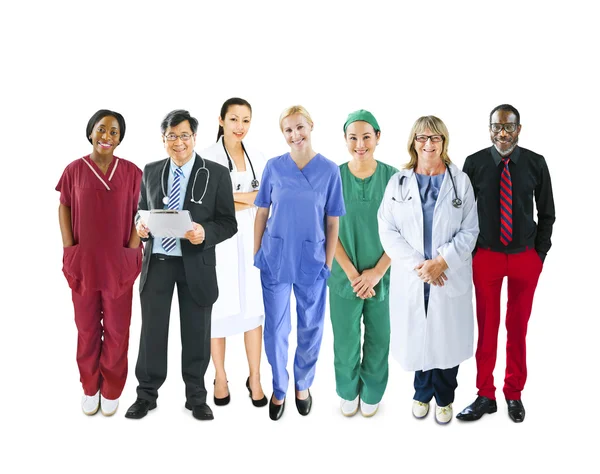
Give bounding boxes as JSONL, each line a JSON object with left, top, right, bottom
{"left": 343, "top": 109, "right": 381, "bottom": 134}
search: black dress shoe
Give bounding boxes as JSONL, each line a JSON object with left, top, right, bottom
{"left": 295, "top": 389, "right": 312, "bottom": 416}
{"left": 185, "top": 401, "right": 215, "bottom": 420}
{"left": 506, "top": 399, "right": 525, "bottom": 423}
{"left": 246, "top": 377, "right": 268, "bottom": 407}
{"left": 269, "top": 394, "right": 285, "bottom": 421}
{"left": 124, "top": 398, "right": 157, "bottom": 419}
{"left": 456, "top": 396, "right": 497, "bottom": 421}
{"left": 213, "top": 380, "right": 230, "bottom": 406}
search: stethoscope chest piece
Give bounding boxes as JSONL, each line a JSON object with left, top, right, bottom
{"left": 162, "top": 196, "right": 169, "bottom": 205}
{"left": 251, "top": 179, "right": 259, "bottom": 189}
{"left": 452, "top": 198, "right": 462, "bottom": 208}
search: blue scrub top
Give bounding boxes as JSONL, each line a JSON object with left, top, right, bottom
{"left": 254, "top": 153, "right": 346, "bottom": 285}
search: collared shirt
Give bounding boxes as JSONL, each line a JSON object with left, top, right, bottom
{"left": 152, "top": 152, "right": 195, "bottom": 256}
{"left": 463, "top": 145, "right": 555, "bottom": 261}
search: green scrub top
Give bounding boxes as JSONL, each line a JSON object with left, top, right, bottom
{"left": 328, "top": 160, "right": 399, "bottom": 301}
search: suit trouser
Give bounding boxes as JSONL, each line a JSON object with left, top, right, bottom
{"left": 329, "top": 292, "right": 390, "bottom": 405}
{"left": 72, "top": 288, "right": 133, "bottom": 399}
{"left": 473, "top": 248, "right": 543, "bottom": 400}
{"left": 261, "top": 271, "right": 328, "bottom": 401}
{"left": 135, "top": 257, "right": 212, "bottom": 405}
{"left": 414, "top": 366, "right": 459, "bottom": 407}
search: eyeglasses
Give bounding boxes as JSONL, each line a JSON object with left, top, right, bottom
{"left": 164, "top": 133, "right": 193, "bottom": 141}
{"left": 490, "top": 123, "right": 518, "bottom": 133}
{"left": 415, "top": 135, "right": 443, "bottom": 143}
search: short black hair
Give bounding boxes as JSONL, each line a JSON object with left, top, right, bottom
{"left": 86, "top": 109, "right": 126, "bottom": 144}
{"left": 160, "top": 109, "right": 198, "bottom": 135}
{"left": 217, "top": 97, "right": 252, "bottom": 141}
{"left": 490, "top": 104, "right": 520, "bottom": 125}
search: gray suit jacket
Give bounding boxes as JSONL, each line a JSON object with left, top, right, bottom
{"left": 137, "top": 154, "right": 237, "bottom": 306}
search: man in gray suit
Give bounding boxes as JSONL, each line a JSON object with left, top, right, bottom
{"left": 125, "top": 109, "right": 237, "bottom": 421}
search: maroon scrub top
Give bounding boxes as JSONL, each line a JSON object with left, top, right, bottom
{"left": 56, "top": 155, "right": 143, "bottom": 297}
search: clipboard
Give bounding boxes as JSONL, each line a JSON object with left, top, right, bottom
{"left": 138, "top": 210, "right": 194, "bottom": 238}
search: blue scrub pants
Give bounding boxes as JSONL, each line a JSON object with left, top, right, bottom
{"left": 260, "top": 270, "right": 328, "bottom": 401}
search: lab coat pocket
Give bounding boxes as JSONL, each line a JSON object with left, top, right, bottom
{"left": 300, "top": 238, "right": 326, "bottom": 281}
{"left": 120, "top": 247, "right": 142, "bottom": 286}
{"left": 62, "top": 244, "right": 82, "bottom": 290}
{"left": 262, "top": 233, "right": 284, "bottom": 275}
{"left": 444, "top": 264, "right": 471, "bottom": 298}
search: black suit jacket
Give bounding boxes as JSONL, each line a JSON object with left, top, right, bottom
{"left": 137, "top": 154, "right": 237, "bottom": 305}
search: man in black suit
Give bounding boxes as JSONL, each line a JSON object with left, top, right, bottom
{"left": 125, "top": 109, "right": 237, "bottom": 421}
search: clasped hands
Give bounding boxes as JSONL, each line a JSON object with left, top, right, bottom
{"left": 136, "top": 220, "right": 205, "bottom": 245}
{"left": 350, "top": 268, "right": 383, "bottom": 300}
{"left": 414, "top": 256, "right": 448, "bottom": 286}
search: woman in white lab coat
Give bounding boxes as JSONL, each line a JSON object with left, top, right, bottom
{"left": 377, "top": 115, "right": 478, "bottom": 424}
{"left": 201, "top": 97, "right": 267, "bottom": 407}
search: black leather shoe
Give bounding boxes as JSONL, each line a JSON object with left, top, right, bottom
{"left": 506, "top": 399, "right": 525, "bottom": 423}
{"left": 295, "top": 389, "right": 312, "bottom": 416}
{"left": 246, "top": 377, "right": 268, "bottom": 407}
{"left": 213, "top": 380, "right": 230, "bottom": 406}
{"left": 269, "top": 394, "right": 285, "bottom": 421}
{"left": 124, "top": 398, "right": 157, "bottom": 419}
{"left": 185, "top": 401, "right": 215, "bottom": 420}
{"left": 456, "top": 396, "right": 497, "bottom": 421}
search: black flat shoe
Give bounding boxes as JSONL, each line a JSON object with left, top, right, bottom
{"left": 185, "top": 401, "right": 214, "bottom": 421}
{"left": 124, "top": 398, "right": 157, "bottom": 419}
{"left": 506, "top": 399, "right": 525, "bottom": 423}
{"left": 295, "top": 389, "right": 312, "bottom": 416}
{"left": 213, "top": 379, "right": 230, "bottom": 406}
{"left": 456, "top": 396, "right": 497, "bottom": 421}
{"left": 269, "top": 394, "right": 285, "bottom": 421}
{"left": 246, "top": 377, "right": 268, "bottom": 407}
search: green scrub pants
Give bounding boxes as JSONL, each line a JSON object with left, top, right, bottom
{"left": 329, "top": 292, "right": 390, "bottom": 404}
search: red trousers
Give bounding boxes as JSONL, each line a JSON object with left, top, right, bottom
{"left": 72, "top": 288, "right": 133, "bottom": 399}
{"left": 473, "top": 248, "right": 543, "bottom": 400}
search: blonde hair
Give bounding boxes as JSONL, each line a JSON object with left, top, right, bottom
{"left": 279, "top": 105, "right": 314, "bottom": 131}
{"left": 405, "top": 115, "right": 452, "bottom": 169}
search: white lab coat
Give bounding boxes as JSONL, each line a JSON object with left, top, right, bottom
{"left": 200, "top": 137, "right": 265, "bottom": 337}
{"left": 377, "top": 163, "right": 479, "bottom": 371}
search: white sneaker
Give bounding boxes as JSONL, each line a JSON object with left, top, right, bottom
{"left": 100, "top": 395, "right": 119, "bottom": 416}
{"left": 360, "top": 400, "right": 379, "bottom": 417}
{"left": 340, "top": 396, "right": 359, "bottom": 417}
{"left": 435, "top": 403, "right": 453, "bottom": 424}
{"left": 81, "top": 391, "right": 100, "bottom": 416}
{"left": 412, "top": 400, "right": 430, "bottom": 419}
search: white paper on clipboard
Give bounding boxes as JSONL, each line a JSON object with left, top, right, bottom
{"left": 138, "top": 210, "right": 194, "bottom": 238}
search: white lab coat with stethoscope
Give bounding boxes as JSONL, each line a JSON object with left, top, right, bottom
{"left": 201, "top": 137, "right": 266, "bottom": 338}
{"left": 377, "top": 162, "right": 479, "bottom": 372}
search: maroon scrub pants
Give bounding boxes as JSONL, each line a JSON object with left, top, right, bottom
{"left": 473, "top": 248, "right": 543, "bottom": 400}
{"left": 72, "top": 288, "right": 133, "bottom": 400}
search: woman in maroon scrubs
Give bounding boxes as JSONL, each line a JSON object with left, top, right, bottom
{"left": 56, "top": 110, "right": 142, "bottom": 416}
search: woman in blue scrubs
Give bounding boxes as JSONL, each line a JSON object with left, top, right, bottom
{"left": 254, "top": 105, "right": 345, "bottom": 421}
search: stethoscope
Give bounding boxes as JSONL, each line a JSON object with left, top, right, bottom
{"left": 222, "top": 139, "right": 259, "bottom": 190}
{"left": 161, "top": 154, "right": 210, "bottom": 206}
{"left": 392, "top": 165, "right": 462, "bottom": 208}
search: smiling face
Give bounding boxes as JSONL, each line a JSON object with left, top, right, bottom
{"left": 345, "top": 121, "right": 379, "bottom": 162}
{"left": 490, "top": 109, "right": 521, "bottom": 156}
{"left": 281, "top": 113, "right": 312, "bottom": 151}
{"left": 414, "top": 128, "right": 443, "bottom": 163}
{"left": 219, "top": 104, "right": 251, "bottom": 143}
{"left": 163, "top": 120, "right": 196, "bottom": 166}
{"left": 89, "top": 115, "right": 120, "bottom": 156}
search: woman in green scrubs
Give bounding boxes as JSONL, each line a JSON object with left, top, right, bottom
{"left": 328, "top": 110, "right": 398, "bottom": 417}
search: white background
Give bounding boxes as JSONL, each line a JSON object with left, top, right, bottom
{"left": 2, "top": 1, "right": 597, "bottom": 472}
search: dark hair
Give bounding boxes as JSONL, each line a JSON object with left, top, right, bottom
{"left": 489, "top": 104, "right": 520, "bottom": 125}
{"left": 217, "top": 97, "right": 252, "bottom": 142}
{"left": 160, "top": 109, "right": 198, "bottom": 135}
{"left": 86, "top": 109, "right": 126, "bottom": 144}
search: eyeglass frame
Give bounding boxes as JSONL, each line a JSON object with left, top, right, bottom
{"left": 164, "top": 133, "right": 195, "bottom": 142}
{"left": 489, "top": 122, "right": 519, "bottom": 133}
{"left": 414, "top": 134, "right": 444, "bottom": 143}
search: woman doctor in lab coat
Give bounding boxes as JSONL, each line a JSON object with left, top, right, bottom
{"left": 201, "top": 97, "right": 267, "bottom": 407}
{"left": 377, "top": 115, "right": 478, "bottom": 424}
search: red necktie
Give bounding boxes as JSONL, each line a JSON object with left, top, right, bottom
{"left": 500, "top": 157, "right": 512, "bottom": 245}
